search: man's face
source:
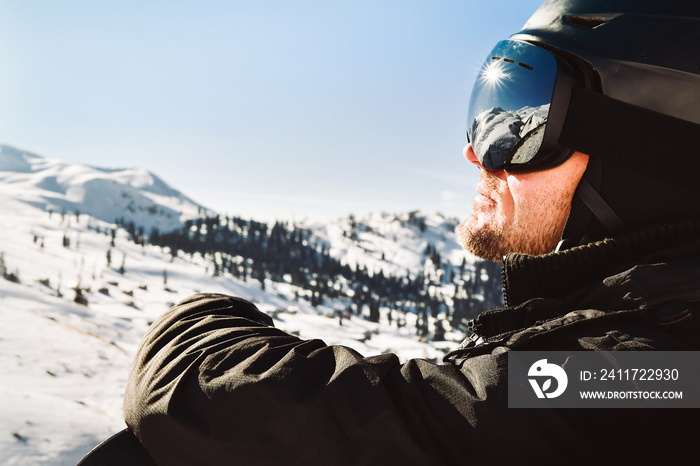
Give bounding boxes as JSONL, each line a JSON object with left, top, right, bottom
{"left": 458, "top": 145, "right": 589, "bottom": 262}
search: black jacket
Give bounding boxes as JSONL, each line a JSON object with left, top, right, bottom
{"left": 124, "top": 222, "right": 700, "bottom": 465}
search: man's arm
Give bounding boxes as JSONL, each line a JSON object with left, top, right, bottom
{"left": 124, "top": 293, "right": 578, "bottom": 465}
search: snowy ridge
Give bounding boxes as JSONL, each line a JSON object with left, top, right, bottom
{"left": 0, "top": 144, "right": 488, "bottom": 465}
{"left": 0, "top": 144, "right": 209, "bottom": 233}
{"left": 308, "top": 211, "right": 467, "bottom": 280}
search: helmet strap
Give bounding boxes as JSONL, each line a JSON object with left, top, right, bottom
{"left": 575, "top": 176, "right": 625, "bottom": 234}
{"left": 561, "top": 157, "right": 625, "bottom": 247}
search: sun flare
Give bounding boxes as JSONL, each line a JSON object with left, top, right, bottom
{"left": 480, "top": 62, "right": 507, "bottom": 86}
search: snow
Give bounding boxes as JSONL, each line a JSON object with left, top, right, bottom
{"left": 0, "top": 144, "right": 476, "bottom": 464}
{"left": 0, "top": 281, "right": 134, "bottom": 465}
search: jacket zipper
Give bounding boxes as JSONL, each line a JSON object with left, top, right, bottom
{"left": 501, "top": 254, "right": 512, "bottom": 308}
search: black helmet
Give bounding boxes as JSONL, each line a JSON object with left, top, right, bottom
{"left": 511, "top": 0, "right": 700, "bottom": 242}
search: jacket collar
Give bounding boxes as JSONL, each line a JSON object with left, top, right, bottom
{"left": 502, "top": 221, "right": 700, "bottom": 308}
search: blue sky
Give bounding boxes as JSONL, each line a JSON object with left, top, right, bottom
{"left": 0, "top": 0, "right": 544, "bottom": 223}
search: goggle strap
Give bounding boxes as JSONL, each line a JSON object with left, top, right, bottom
{"left": 560, "top": 88, "right": 700, "bottom": 193}
{"left": 575, "top": 176, "right": 626, "bottom": 234}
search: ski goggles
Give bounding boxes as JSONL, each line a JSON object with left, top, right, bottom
{"left": 466, "top": 39, "right": 575, "bottom": 173}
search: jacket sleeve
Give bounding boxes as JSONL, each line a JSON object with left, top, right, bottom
{"left": 123, "top": 293, "right": 583, "bottom": 465}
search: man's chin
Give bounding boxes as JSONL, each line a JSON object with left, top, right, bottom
{"left": 458, "top": 218, "right": 505, "bottom": 263}
{"left": 459, "top": 214, "right": 565, "bottom": 261}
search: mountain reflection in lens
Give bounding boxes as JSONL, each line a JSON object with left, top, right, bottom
{"left": 470, "top": 103, "right": 550, "bottom": 170}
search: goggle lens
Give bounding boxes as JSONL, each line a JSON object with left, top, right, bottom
{"left": 467, "top": 40, "right": 558, "bottom": 171}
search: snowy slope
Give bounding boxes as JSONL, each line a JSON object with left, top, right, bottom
{"left": 0, "top": 146, "right": 474, "bottom": 465}
{"left": 308, "top": 211, "right": 467, "bottom": 279}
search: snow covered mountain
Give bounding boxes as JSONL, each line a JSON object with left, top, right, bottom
{"left": 0, "top": 145, "right": 209, "bottom": 233}
{"left": 0, "top": 144, "right": 496, "bottom": 465}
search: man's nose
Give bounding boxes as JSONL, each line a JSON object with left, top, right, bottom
{"left": 463, "top": 144, "right": 482, "bottom": 167}
{"left": 464, "top": 144, "right": 506, "bottom": 178}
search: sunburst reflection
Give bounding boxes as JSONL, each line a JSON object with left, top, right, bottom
{"left": 479, "top": 61, "right": 508, "bottom": 87}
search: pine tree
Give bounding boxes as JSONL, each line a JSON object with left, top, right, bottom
{"left": 73, "top": 288, "right": 88, "bottom": 306}
{"left": 56, "top": 273, "right": 63, "bottom": 298}
{"left": 433, "top": 319, "right": 446, "bottom": 341}
{"left": 368, "top": 297, "right": 380, "bottom": 323}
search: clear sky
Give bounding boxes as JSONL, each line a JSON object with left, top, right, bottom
{"left": 0, "top": 0, "right": 544, "bottom": 223}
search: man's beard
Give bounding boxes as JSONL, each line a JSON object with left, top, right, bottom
{"left": 458, "top": 173, "right": 571, "bottom": 262}
{"left": 458, "top": 213, "right": 566, "bottom": 262}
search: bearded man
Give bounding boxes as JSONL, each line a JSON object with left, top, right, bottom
{"left": 79, "top": 1, "right": 700, "bottom": 465}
